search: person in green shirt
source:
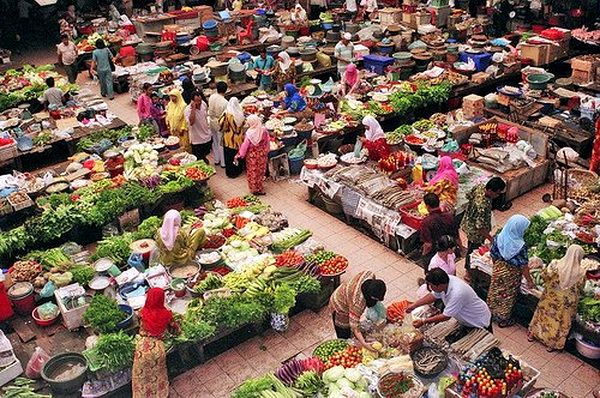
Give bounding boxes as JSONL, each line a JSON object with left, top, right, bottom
{"left": 253, "top": 47, "right": 275, "bottom": 91}
{"left": 460, "top": 177, "right": 506, "bottom": 279}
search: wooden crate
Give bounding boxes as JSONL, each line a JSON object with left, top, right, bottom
{"left": 572, "top": 69, "right": 594, "bottom": 84}
{"left": 0, "top": 143, "right": 17, "bottom": 162}
{"left": 572, "top": 57, "right": 599, "bottom": 72}
{"left": 520, "top": 43, "right": 549, "bottom": 66}
{"left": 379, "top": 8, "right": 402, "bottom": 26}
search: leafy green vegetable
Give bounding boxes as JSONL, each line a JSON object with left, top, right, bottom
{"left": 82, "top": 295, "right": 127, "bottom": 334}
{"left": 579, "top": 297, "right": 600, "bottom": 323}
{"left": 86, "top": 331, "right": 135, "bottom": 372}
{"left": 272, "top": 283, "right": 296, "bottom": 314}
{"left": 71, "top": 265, "right": 96, "bottom": 285}
{"left": 524, "top": 215, "right": 550, "bottom": 248}
{"left": 200, "top": 294, "right": 268, "bottom": 329}
{"left": 133, "top": 216, "right": 162, "bottom": 240}
{"left": 91, "top": 233, "right": 135, "bottom": 266}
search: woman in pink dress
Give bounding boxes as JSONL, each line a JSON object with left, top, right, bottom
{"left": 235, "top": 115, "right": 270, "bottom": 195}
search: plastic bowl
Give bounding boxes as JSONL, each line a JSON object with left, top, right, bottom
{"left": 575, "top": 335, "right": 600, "bottom": 359}
{"left": 116, "top": 304, "right": 134, "bottom": 330}
{"left": 32, "top": 305, "right": 59, "bottom": 327}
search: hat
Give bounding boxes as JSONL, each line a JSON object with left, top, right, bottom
{"left": 343, "top": 32, "right": 352, "bottom": 40}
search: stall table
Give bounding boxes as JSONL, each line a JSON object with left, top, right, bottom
{"left": 132, "top": 14, "right": 176, "bottom": 38}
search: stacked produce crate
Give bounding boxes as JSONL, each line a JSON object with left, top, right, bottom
{"left": 462, "top": 94, "right": 485, "bottom": 119}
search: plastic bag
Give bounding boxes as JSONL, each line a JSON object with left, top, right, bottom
{"left": 60, "top": 241, "right": 83, "bottom": 256}
{"left": 128, "top": 252, "right": 146, "bottom": 272}
{"left": 366, "top": 301, "right": 387, "bottom": 323}
{"left": 25, "top": 347, "right": 51, "bottom": 379}
{"left": 37, "top": 302, "right": 58, "bottom": 320}
{"left": 39, "top": 280, "right": 55, "bottom": 298}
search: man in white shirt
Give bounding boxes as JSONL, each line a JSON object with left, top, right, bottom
{"left": 208, "top": 81, "right": 228, "bottom": 168}
{"left": 57, "top": 35, "right": 79, "bottom": 84}
{"left": 185, "top": 91, "right": 213, "bottom": 164}
{"left": 42, "top": 77, "right": 64, "bottom": 108}
{"left": 406, "top": 268, "right": 492, "bottom": 330}
{"left": 334, "top": 33, "right": 354, "bottom": 78}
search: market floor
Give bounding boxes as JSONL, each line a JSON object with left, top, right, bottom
{"left": 20, "top": 47, "right": 600, "bottom": 398}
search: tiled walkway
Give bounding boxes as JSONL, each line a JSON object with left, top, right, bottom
{"left": 16, "top": 47, "right": 600, "bottom": 397}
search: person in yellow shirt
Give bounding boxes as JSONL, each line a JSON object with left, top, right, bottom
{"left": 218, "top": 97, "right": 245, "bottom": 178}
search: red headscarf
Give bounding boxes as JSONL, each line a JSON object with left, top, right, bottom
{"left": 141, "top": 288, "right": 173, "bottom": 337}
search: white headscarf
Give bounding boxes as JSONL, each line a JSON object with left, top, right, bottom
{"left": 226, "top": 97, "right": 245, "bottom": 127}
{"left": 362, "top": 115, "right": 385, "bottom": 141}
{"left": 245, "top": 114, "right": 264, "bottom": 146}
{"left": 553, "top": 244, "right": 586, "bottom": 290}
{"left": 159, "top": 209, "right": 181, "bottom": 251}
{"left": 278, "top": 51, "right": 292, "bottom": 73}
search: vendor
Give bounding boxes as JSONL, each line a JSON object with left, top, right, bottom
{"left": 108, "top": 3, "right": 121, "bottom": 22}
{"left": 339, "top": 63, "right": 360, "bottom": 97}
{"left": 282, "top": 83, "right": 307, "bottom": 113}
{"left": 419, "top": 193, "right": 461, "bottom": 266}
{"left": 42, "top": 77, "right": 65, "bottom": 108}
{"left": 329, "top": 270, "right": 386, "bottom": 351}
{"left": 253, "top": 47, "right": 275, "bottom": 91}
{"left": 155, "top": 209, "right": 205, "bottom": 266}
{"left": 487, "top": 214, "right": 535, "bottom": 328}
{"left": 359, "top": 0, "right": 378, "bottom": 20}
{"left": 334, "top": 33, "right": 354, "bottom": 78}
{"left": 407, "top": 268, "right": 492, "bottom": 330}
{"left": 291, "top": 3, "right": 308, "bottom": 24}
{"left": 426, "top": 156, "right": 459, "bottom": 208}
{"left": 360, "top": 115, "right": 390, "bottom": 161}
{"left": 272, "top": 51, "right": 296, "bottom": 92}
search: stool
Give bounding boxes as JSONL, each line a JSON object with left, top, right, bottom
{"left": 268, "top": 153, "right": 290, "bottom": 181}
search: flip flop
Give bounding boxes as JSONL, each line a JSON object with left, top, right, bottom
{"left": 498, "top": 318, "right": 516, "bottom": 328}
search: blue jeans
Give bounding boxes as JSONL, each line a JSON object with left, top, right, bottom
{"left": 97, "top": 69, "right": 114, "bottom": 99}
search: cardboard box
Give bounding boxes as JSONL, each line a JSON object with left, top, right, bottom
{"left": 520, "top": 43, "right": 550, "bottom": 66}
{"left": 463, "top": 94, "right": 484, "bottom": 107}
{"left": 572, "top": 57, "right": 599, "bottom": 72}
{"left": 572, "top": 69, "right": 594, "bottom": 84}
{"left": 414, "top": 12, "right": 432, "bottom": 26}
{"left": 402, "top": 12, "right": 413, "bottom": 24}
{"left": 546, "top": 38, "right": 569, "bottom": 63}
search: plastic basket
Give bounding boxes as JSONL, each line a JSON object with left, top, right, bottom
{"left": 399, "top": 201, "right": 425, "bottom": 230}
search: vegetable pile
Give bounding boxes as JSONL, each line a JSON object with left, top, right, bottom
{"left": 82, "top": 295, "right": 127, "bottom": 334}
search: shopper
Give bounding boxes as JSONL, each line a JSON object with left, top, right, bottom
{"left": 137, "top": 83, "right": 155, "bottom": 129}
{"left": 460, "top": 176, "right": 506, "bottom": 277}
{"left": 420, "top": 192, "right": 461, "bottom": 264}
{"left": 330, "top": 270, "right": 385, "bottom": 351}
{"left": 426, "top": 156, "right": 459, "bottom": 207}
{"left": 407, "top": 268, "right": 492, "bottom": 330}
{"left": 150, "top": 92, "right": 169, "bottom": 137}
{"left": 334, "top": 33, "right": 354, "bottom": 78}
{"left": 253, "top": 47, "right": 275, "bottom": 91}
{"left": 272, "top": 51, "right": 296, "bottom": 92}
{"left": 181, "top": 77, "right": 196, "bottom": 104}
{"left": 155, "top": 210, "right": 204, "bottom": 266}
{"left": 528, "top": 245, "right": 585, "bottom": 351}
{"left": 208, "top": 81, "right": 228, "bottom": 168}
{"left": 185, "top": 91, "right": 212, "bottom": 164}
{"left": 166, "top": 89, "right": 190, "bottom": 152}
{"left": 219, "top": 97, "right": 245, "bottom": 178}
{"left": 282, "top": 83, "right": 307, "bottom": 113}
{"left": 42, "top": 77, "right": 64, "bottom": 108}
{"left": 487, "top": 214, "right": 535, "bottom": 328}
{"left": 91, "top": 39, "right": 114, "bottom": 100}
{"left": 132, "top": 287, "right": 179, "bottom": 398}
{"left": 291, "top": 3, "right": 308, "bottom": 23}
{"left": 235, "top": 115, "right": 270, "bottom": 195}
{"left": 360, "top": 115, "right": 389, "bottom": 161}
{"left": 57, "top": 35, "right": 78, "bottom": 84}
{"left": 340, "top": 63, "right": 360, "bottom": 96}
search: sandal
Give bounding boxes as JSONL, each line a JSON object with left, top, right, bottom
{"left": 498, "top": 318, "right": 516, "bottom": 328}
{"left": 527, "top": 333, "right": 535, "bottom": 342}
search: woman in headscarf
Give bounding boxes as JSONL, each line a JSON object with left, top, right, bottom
{"left": 272, "top": 51, "right": 296, "bottom": 92}
{"left": 360, "top": 115, "right": 390, "bottom": 161}
{"left": 528, "top": 245, "right": 586, "bottom": 352}
{"left": 340, "top": 64, "right": 360, "bottom": 96}
{"left": 132, "top": 287, "right": 179, "bottom": 398}
{"left": 155, "top": 210, "right": 205, "bottom": 266}
{"left": 291, "top": 3, "right": 308, "bottom": 24}
{"left": 166, "top": 89, "right": 190, "bottom": 152}
{"left": 235, "top": 114, "right": 270, "bottom": 195}
{"left": 426, "top": 156, "right": 459, "bottom": 207}
{"left": 487, "top": 214, "right": 535, "bottom": 327}
{"left": 282, "top": 83, "right": 307, "bottom": 113}
{"left": 219, "top": 97, "right": 246, "bottom": 178}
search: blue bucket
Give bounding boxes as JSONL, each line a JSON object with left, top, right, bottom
{"left": 289, "top": 155, "right": 305, "bottom": 175}
{"left": 203, "top": 19, "right": 217, "bottom": 30}
{"left": 321, "top": 21, "right": 333, "bottom": 30}
{"left": 237, "top": 52, "right": 251, "bottom": 64}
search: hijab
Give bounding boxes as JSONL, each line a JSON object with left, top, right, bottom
{"left": 429, "top": 156, "right": 459, "bottom": 188}
{"left": 344, "top": 64, "right": 359, "bottom": 88}
{"left": 362, "top": 115, "right": 385, "bottom": 141}
{"left": 283, "top": 84, "right": 307, "bottom": 111}
{"left": 495, "top": 214, "right": 530, "bottom": 261}
{"left": 553, "top": 244, "right": 586, "bottom": 290}
{"left": 226, "top": 97, "right": 245, "bottom": 127}
{"left": 278, "top": 51, "right": 292, "bottom": 73}
{"left": 292, "top": 4, "right": 307, "bottom": 21}
{"left": 166, "top": 89, "right": 188, "bottom": 132}
{"left": 159, "top": 209, "right": 181, "bottom": 251}
{"left": 245, "top": 114, "right": 264, "bottom": 146}
{"left": 141, "top": 287, "right": 173, "bottom": 337}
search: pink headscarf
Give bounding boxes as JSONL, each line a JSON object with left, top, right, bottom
{"left": 160, "top": 209, "right": 181, "bottom": 251}
{"left": 429, "top": 156, "right": 459, "bottom": 188}
{"left": 344, "top": 64, "right": 359, "bottom": 88}
{"left": 245, "top": 114, "right": 264, "bottom": 146}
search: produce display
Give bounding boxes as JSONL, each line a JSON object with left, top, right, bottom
{"left": 378, "top": 372, "right": 422, "bottom": 398}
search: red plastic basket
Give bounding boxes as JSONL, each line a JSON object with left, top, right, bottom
{"left": 399, "top": 202, "right": 425, "bottom": 230}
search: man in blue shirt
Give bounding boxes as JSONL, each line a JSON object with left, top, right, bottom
{"left": 253, "top": 47, "right": 275, "bottom": 91}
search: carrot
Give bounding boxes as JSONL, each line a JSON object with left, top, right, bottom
{"left": 386, "top": 300, "right": 410, "bottom": 322}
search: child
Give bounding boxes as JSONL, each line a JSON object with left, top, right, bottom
{"left": 417, "top": 235, "right": 457, "bottom": 298}
{"left": 150, "top": 92, "right": 169, "bottom": 137}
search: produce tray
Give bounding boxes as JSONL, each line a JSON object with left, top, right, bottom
{"left": 399, "top": 201, "right": 425, "bottom": 230}
{"left": 7, "top": 192, "right": 33, "bottom": 211}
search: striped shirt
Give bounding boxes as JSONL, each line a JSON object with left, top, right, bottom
{"left": 329, "top": 270, "right": 375, "bottom": 329}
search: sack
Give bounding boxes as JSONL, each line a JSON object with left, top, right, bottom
{"left": 108, "top": 49, "right": 116, "bottom": 71}
{"left": 25, "top": 347, "right": 51, "bottom": 379}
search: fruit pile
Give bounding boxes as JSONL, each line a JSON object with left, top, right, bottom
{"left": 313, "top": 339, "right": 349, "bottom": 362}
{"left": 306, "top": 251, "right": 336, "bottom": 266}
{"left": 185, "top": 166, "right": 209, "bottom": 181}
{"left": 275, "top": 250, "right": 304, "bottom": 268}
{"left": 378, "top": 151, "right": 413, "bottom": 174}
{"left": 323, "top": 346, "right": 362, "bottom": 369}
{"left": 227, "top": 197, "right": 248, "bottom": 208}
{"left": 320, "top": 255, "right": 349, "bottom": 275}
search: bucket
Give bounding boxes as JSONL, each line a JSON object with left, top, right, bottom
{"left": 171, "top": 278, "right": 187, "bottom": 297}
{"left": 321, "top": 21, "right": 333, "bottom": 30}
{"left": 42, "top": 353, "right": 88, "bottom": 395}
{"left": 282, "top": 35, "right": 295, "bottom": 49}
{"left": 299, "top": 48, "right": 317, "bottom": 62}
{"left": 289, "top": 155, "right": 305, "bottom": 175}
{"left": 229, "top": 68, "right": 247, "bottom": 82}
{"left": 7, "top": 282, "right": 35, "bottom": 315}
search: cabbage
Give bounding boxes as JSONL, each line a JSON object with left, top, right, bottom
{"left": 344, "top": 368, "right": 361, "bottom": 383}
{"left": 323, "top": 366, "right": 345, "bottom": 382}
{"left": 336, "top": 378, "right": 353, "bottom": 390}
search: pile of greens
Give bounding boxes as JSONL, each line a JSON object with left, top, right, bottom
{"left": 85, "top": 332, "right": 135, "bottom": 372}
{"left": 82, "top": 295, "right": 127, "bottom": 334}
{"left": 523, "top": 215, "right": 550, "bottom": 248}
{"left": 389, "top": 81, "right": 451, "bottom": 116}
{"left": 578, "top": 297, "right": 600, "bottom": 323}
{"left": 76, "top": 126, "right": 133, "bottom": 152}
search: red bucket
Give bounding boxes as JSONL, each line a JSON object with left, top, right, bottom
{"left": 7, "top": 282, "right": 35, "bottom": 315}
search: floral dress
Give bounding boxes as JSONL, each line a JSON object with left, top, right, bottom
{"left": 528, "top": 268, "right": 582, "bottom": 350}
{"left": 273, "top": 64, "right": 296, "bottom": 92}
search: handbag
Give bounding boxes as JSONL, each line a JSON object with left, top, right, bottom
{"left": 107, "top": 49, "right": 116, "bottom": 72}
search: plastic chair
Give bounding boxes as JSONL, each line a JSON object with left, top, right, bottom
{"left": 238, "top": 20, "right": 253, "bottom": 44}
